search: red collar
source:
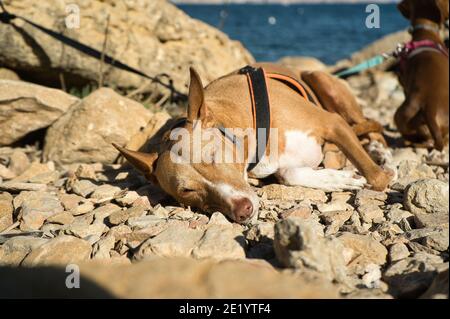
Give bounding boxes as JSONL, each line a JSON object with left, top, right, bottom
{"left": 395, "top": 40, "right": 449, "bottom": 60}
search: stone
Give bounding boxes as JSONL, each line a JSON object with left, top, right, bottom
{"left": 389, "top": 243, "right": 410, "bottom": 262}
{"left": 71, "top": 201, "right": 95, "bottom": 216}
{"left": 414, "top": 212, "right": 449, "bottom": 229}
{"left": 127, "top": 215, "right": 165, "bottom": 229}
{"left": 149, "top": 205, "right": 170, "bottom": 218}
{"left": 16, "top": 191, "right": 64, "bottom": 231}
{"left": 44, "top": 88, "right": 154, "bottom": 164}
{"left": 115, "top": 191, "right": 140, "bottom": 207}
{"left": 278, "top": 56, "right": 327, "bottom": 73}
{"left": 28, "top": 171, "right": 60, "bottom": 184}
{"left": 337, "top": 233, "right": 388, "bottom": 274}
{"left": 0, "top": 0, "right": 252, "bottom": 96}
{"left": 92, "top": 235, "right": 115, "bottom": 260}
{"left": 358, "top": 204, "right": 384, "bottom": 223}
{"left": 12, "top": 161, "right": 55, "bottom": 182}
{"left": 404, "top": 179, "right": 449, "bottom": 215}
{"left": 320, "top": 210, "right": 353, "bottom": 236}
{"left": 107, "top": 206, "right": 146, "bottom": 226}
{"left": 0, "top": 236, "right": 48, "bottom": 266}
{"left": 8, "top": 150, "right": 30, "bottom": 175}
{"left": 361, "top": 264, "right": 382, "bottom": 289}
{"left": 207, "top": 212, "right": 232, "bottom": 227}
{"left": 383, "top": 252, "right": 444, "bottom": 298}
{"left": 59, "top": 193, "right": 84, "bottom": 211}
{"left": 0, "top": 181, "right": 47, "bottom": 192}
{"left": 0, "top": 80, "right": 79, "bottom": 145}
{"left": 22, "top": 235, "right": 92, "bottom": 266}
{"left": 422, "top": 230, "right": 449, "bottom": 252}
{"left": 66, "top": 222, "right": 107, "bottom": 239}
{"left": 1, "top": 257, "right": 341, "bottom": 298}
{"left": 273, "top": 217, "right": 348, "bottom": 284}
{"left": 93, "top": 204, "right": 122, "bottom": 222}
{"left": 258, "top": 184, "right": 327, "bottom": 203}
{"left": 90, "top": 184, "right": 122, "bottom": 201}
{"left": 0, "top": 68, "right": 20, "bottom": 81}
{"left": 280, "top": 206, "right": 312, "bottom": 219}
{"left": 317, "top": 201, "right": 354, "bottom": 213}
{"left": 188, "top": 215, "right": 210, "bottom": 229}
{"left": 108, "top": 225, "right": 132, "bottom": 241}
{"left": 391, "top": 148, "right": 424, "bottom": 167}
{"left": 386, "top": 205, "right": 413, "bottom": 223}
{"left": 0, "top": 192, "right": 14, "bottom": 232}
{"left": 74, "top": 164, "right": 98, "bottom": 180}
{"left": 407, "top": 242, "right": 440, "bottom": 256}
{"left": 46, "top": 211, "right": 75, "bottom": 225}
{"left": 71, "top": 180, "right": 98, "bottom": 198}
{"left": 192, "top": 225, "right": 246, "bottom": 260}
{"left": 395, "top": 161, "right": 436, "bottom": 189}
{"left": 245, "top": 222, "right": 275, "bottom": 244}
{"left": 0, "top": 164, "right": 15, "bottom": 180}
{"left": 169, "top": 208, "right": 195, "bottom": 220}
{"left": 354, "top": 189, "right": 387, "bottom": 206}
{"left": 135, "top": 224, "right": 204, "bottom": 259}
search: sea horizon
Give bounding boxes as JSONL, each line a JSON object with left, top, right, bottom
{"left": 171, "top": 1, "right": 399, "bottom": 4}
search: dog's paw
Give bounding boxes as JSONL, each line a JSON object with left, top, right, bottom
{"left": 366, "top": 140, "right": 398, "bottom": 182}
{"left": 320, "top": 169, "right": 367, "bottom": 191}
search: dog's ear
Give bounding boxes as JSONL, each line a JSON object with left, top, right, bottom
{"left": 113, "top": 143, "right": 158, "bottom": 181}
{"left": 187, "top": 67, "right": 207, "bottom": 123}
{"left": 435, "top": 0, "right": 449, "bottom": 23}
{"left": 398, "top": 0, "right": 412, "bottom": 20}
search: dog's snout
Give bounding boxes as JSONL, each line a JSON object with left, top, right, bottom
{"left": 231, "top": 197, "right": 253, "bottom": 223}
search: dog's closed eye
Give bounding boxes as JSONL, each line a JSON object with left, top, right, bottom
{"left": 180, "top": 187, "right": 197, "bottom": 195}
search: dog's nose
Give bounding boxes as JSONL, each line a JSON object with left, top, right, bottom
{"left": 231, "top": 197, "right": 253, "bottom": 223}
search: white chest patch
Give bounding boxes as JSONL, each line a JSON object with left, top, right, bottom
{"left": 279, "top": 130, "right": 323, "bottom": 169}
{"left": 249, "top": 130, "right": 323, "bottom": 178}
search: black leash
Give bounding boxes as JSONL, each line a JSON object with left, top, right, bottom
{"left": 0, "top": 1, "right": 187, "bottom": 102}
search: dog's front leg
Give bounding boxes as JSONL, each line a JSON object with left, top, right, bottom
{"left": 276, "top": 167, "right": 366, "bottom": 191}
{"left": 320, "top": 112, "right": 393, "bottom": 191}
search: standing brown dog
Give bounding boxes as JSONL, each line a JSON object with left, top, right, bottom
{"left": 395, "top": 0, "right": 449, "bottom": 150}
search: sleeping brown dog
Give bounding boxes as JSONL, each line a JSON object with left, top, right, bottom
{"left": 395, "top": 0, "right": 449, "bottom": 150}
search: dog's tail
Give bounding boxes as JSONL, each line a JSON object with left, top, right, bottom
{"left": 352, "top": 120, "right": 384, "bottom": 136}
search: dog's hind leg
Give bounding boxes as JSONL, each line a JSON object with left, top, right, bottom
{"left": 425, "top": 106, "right": 445, "bottom": 151}
{"left": 302, "top": 71, "right": 386, "bottom": 145}
{"left": 276, "top": 167, "right": 366, "bottom": 191}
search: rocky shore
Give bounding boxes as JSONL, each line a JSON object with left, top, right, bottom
{"left": 0, "top": 0, "right": 448, "bottom": 299}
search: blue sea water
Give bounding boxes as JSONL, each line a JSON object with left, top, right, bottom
{"left": 177, "top": 4, "right": 409, "bottom": 64}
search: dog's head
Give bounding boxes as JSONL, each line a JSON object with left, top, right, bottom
{"left": 398, "top": 0, "right": 449, "bottom": 25}
{"left": 115, "top": 68, "right": 259, "bottom": 224}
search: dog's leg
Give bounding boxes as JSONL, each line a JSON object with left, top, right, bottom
{"left": 322, "top": 112, "right": 392, "bottom": 191}
{"left": 394, "top": 97, "right": 425, "bottom": 139}
{"left": 302, "top": 71, "right": 387, "bottom": 145}
{"left": 276, "top": 167, "right": 366, "bottom": 191}
{"left": 425, "top": 106, "right": 445, "bottom": 151}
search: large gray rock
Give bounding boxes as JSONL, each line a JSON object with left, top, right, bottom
{"left": 273, "top": 217, "right": 348, "bottom": 284}
{"left": 43, "top": 88, "right": 153, "bottom": 164}
{"left": 404, "top": 179, "right": 449, "bottom": 215}
{"left": 0, "top": 0, "right": 253, "bottom": 94}
{"left": 0, "top": 80, "right": 79, "bottom": 145}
